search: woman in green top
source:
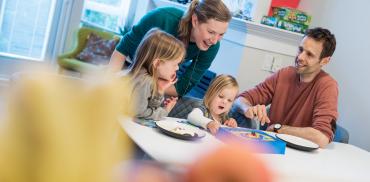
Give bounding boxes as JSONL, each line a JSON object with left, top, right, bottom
{"left": 109, "top": 0, "right": 231, "bottom": 96}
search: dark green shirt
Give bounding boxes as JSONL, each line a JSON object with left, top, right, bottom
{"left": 116, "top": 7, "right": 220, "bottom": 96}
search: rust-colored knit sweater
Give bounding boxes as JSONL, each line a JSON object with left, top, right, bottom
{"left": 240, "top": 66, "right": 338, "bottom": 140}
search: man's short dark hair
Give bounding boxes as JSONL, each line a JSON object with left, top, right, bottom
{"left": 305, "top": 27, "right": 336, "bottom": 59}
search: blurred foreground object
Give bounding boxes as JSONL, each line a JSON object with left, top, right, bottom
{"left": 185, "top": 142, "right": 274, "bottom": 182}
{"left": 0, "top": 70, "right": 133, "bottom": 182}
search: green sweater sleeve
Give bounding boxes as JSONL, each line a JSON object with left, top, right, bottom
{"left": 175, "top": 42, "right": 220, "bottom": 96}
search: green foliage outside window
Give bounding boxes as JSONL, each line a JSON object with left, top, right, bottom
{"left": 82, "top": 9, "right": 119, "bottom": 32}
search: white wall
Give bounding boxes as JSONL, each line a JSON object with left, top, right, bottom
{"left": 237, "top": 47, "right": 294, "bottom": 91}
{"left": 209, "top": 39, "right": 244, "bottom": 78}
{"left": 211, "top": 21, "right": 302, "bottom": 90}
{"left": 299, "top": 0, "right": 370, "bottom": 151}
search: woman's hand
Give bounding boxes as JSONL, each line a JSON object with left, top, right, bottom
{"left": 207, "top": 121, "right": 221, "bottom": 135}
{"left": 223, "top": 118, "right": 238, "bottom": 128}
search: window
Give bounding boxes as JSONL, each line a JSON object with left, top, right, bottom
{"left": 81, "top": 0, "right": 131, "bottom": 33}
{"left": 0, "top": 0, "right": 57, "bottom": 61}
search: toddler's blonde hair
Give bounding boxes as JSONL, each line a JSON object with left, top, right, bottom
{"left": 203, "top": 74, "right": 239, "bottom": 116}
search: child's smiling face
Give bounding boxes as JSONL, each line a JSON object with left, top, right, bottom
{"left": 209, "top": 86, "right": 238, "bottom": 116}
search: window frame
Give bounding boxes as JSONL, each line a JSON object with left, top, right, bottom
{"left": 0, "top": 0, "right": 57, "bottom": 61}
{"left": 0, "top": 0, "right": 73, "bottom": 78}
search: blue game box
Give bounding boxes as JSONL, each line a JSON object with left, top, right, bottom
{"left": 216, "top": 127, "right": 286, "bottom": 154}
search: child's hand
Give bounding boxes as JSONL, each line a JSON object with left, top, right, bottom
{"left": 157, "top": 77, "right": 177, "bottom": 95}
{"left": 163, "top": 97, "right": 175, "bottom": 106}
{"left": 164, "top": 96, "right": 178, "bottom": 112}
{"left": 224, "top": 118, "right": 238, "bottom": 128}
{"left": 207, "top": 121, "right": 221, "bottom": 135}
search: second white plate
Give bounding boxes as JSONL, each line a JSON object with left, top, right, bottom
{"left": 276, "top": 134, "right": 319, "bottom": 151}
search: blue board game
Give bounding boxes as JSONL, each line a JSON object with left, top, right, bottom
{"left": 216, "top": 127, "right": 286, "bottom": 154}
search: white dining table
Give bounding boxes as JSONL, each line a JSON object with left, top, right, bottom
{"left": 119, "top": 117, "right": 370, "bottom": 182}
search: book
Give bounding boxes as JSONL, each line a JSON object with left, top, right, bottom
{"left": 216, "top": 127, "right": 286, "bottom": 154}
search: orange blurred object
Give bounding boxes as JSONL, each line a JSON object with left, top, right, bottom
{"left": 185, "top": 143, "right": 274, "bottom": 182}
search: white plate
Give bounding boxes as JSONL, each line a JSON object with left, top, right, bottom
{"left": 276, "top": 134, "right": 319, "bottom": 151}
{"left": 156, "top": 120, "right": 206, "bottom": 140}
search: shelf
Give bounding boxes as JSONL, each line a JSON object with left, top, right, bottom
{"left": 152, "top": 0, "right": 303, "bottom": 42}
{"left": 151, "top": 0, "right": 302, "bottom": 56}
{"left": 229, "top": 17, "right": 303, "bottom": 43}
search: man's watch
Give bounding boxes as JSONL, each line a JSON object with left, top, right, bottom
{"left": 273, "top": 123, "right": 282, "bottom": 133}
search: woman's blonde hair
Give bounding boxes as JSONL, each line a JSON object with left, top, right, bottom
{"left": 203, "top": 74, "right": 239, "bottom": 115}
{"left": 130, "top": 28, "right": 185, "bottom": 95}
{"left": 178, "top": 0, "right": 231, "bottom": 47}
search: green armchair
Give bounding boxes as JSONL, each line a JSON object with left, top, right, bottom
{"left": 57, "top": 27, "right": 120, "bottom": 73}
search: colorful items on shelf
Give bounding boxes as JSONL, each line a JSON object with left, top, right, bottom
{"left": 268, "top": 0, "right": 301, "bottom": 16}
{"left": 261, "top": 7, "right": 311, "bottom": 34}
{"left": 261, "top": 16, "right": 279, "bottom": 27}
{"left": 276, "top": 19, "right": 308, "bottom": 34}
{"left": 273, "top": 7, "right": 311, "bottom": 25}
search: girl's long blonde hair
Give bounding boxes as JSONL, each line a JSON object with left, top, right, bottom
{"left": 130, "top": 28, "right": 185, "bottom": 96}
{"left": 178, "top": 0, "right": 231, "bottom": 47}
{"left": 203, "top": 74, "right": 239, "bottom": 117}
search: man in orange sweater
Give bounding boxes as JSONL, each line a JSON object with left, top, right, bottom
{"left": 235, "top": 27, "right": 337, "bottom": 148}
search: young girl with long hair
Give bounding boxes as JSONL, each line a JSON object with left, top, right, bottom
{"left": 130, "top": 28, "right": 185, "bottom": 120}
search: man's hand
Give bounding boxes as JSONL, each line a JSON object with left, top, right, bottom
{"left": 157, "top": 77, "right": 177, "bottom": 95}
{"left": 207, "top": 121, "right": 221, "bottom": 135}
{"left": 245, "top": 104, "right": 271, "bottom": 126}
{"left": 266, "top": 124, "right": 275, "bottom": 132}
{"left": 164, "top": 96, "right": 178, "bottom": 112}
{"left": 266, "top": 124, "right": 330, "bottom": 148}
{"left": 266, "top": 124, "right": 280, "bottom": 132}
{"left": 223, "top": 118, "right": 238, "bottom": 128}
